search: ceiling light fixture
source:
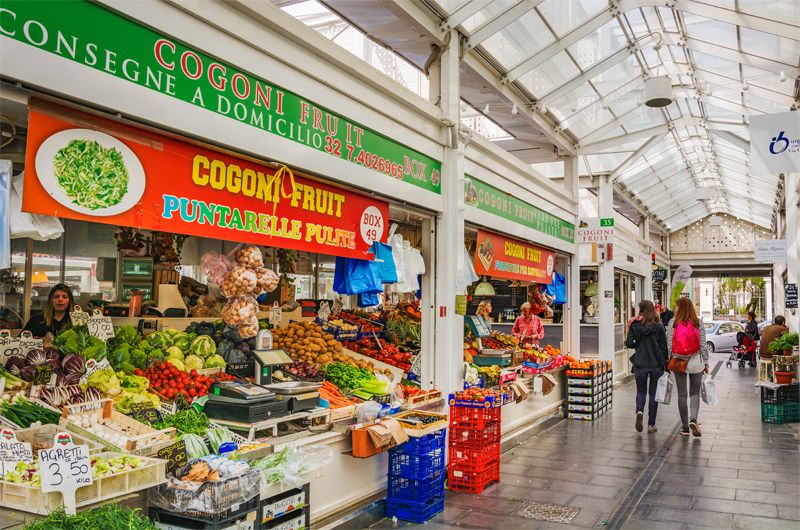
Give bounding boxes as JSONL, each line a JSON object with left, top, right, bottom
{"left": 779, "top": 71, "right": 787, "bottom": 82}
{"left": 511, "top": 104, "right": 518, "bottom": 116}
{"left": 742, "top": 79, "right": 749, "bottom": 91}
{"left": 483, "top": 103, "right": 490, "bottom": 114}
{"left": 538, "top": 103, "right": 547, "bottom": 113}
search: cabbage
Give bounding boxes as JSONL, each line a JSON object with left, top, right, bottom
{"left": 172, "top": 332, "right": 194, "bottom": 352}
{"left": 61, "top": 353, "right": 86, "bottom": 375}
{"left": 166, "top": 358, "right": 185, "bottom": 371}
{"left": 190, "top": 335, "right": 216, "bottom": 358}
{"left": 164, "top": 328, "right": 180, "bottom": 337}
{"left": 166, "top": 346, "right": 184, "bottom": 361}
{"left": 184, "top": 355, "right": 204, "bottom": 371}
{"left": 5, "top": 355, "right": 24, "bottom": 375}
{"left": 203, "top": 354, "right": 225, "bottom": 368}
{"left": 146, "top": 331, "right": 173, "bottom": 349}
{"left": 86, "top": 367, "right": 121, "bottom": 396}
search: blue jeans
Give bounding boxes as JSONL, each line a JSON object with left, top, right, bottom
{"left": 634, "top": 367, "right": 663, "bottom": 426}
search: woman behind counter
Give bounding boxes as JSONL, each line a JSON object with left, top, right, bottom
{"left": 476, "top": 300, "right": 493, "bottom": 331}
{"left": 23, "top": 283, "right": 74, "bottom": 338}
{"left": 512, "top": 302, "right": 544, "bottom": 347}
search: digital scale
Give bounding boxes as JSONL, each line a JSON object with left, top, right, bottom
{"left": 252, "top": 330, "right": 293, "bottom": 385}
{"left": 204, "top": 380, "right": 288, "bottom": 423}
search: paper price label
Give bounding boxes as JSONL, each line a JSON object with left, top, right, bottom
{"left": 129, "top": 402, "right": 162, "bottom": 424}
{"left": 70, "top": 306, "right": 90, "bottom": 327}
{"left": 156, "top": 439, "right": 187, "bottom": 474}
{"left": 0, "top": 429, "right": 33, "bottom": 476}
{"left": 39, "top": 432, "right": 93, "bottom": 515}
{"left": 87, "top": 313, "right": 115, "bottom": 341}
{"left": 0, "top": 332, "right": 21, "bottom": 366}
{"left": 17, "top": 331, "right": 43, "bottom": 357}
{"left": 79, "top": 359, "right": 111, "bottom": 385}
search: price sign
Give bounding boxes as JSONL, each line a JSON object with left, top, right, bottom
{"left": 17, "top": 331, "right": 43, "bottom": 357}
{"left": 87, "top": 311, "right": 114, "bottom": 341}
{"left": 0, "top": 429, "right": 33, "bottom": 476}
{"left": 39, "top": 432, "right": 93, "bottom": 515}
{"left": 129, "top": 402, "right": 162, "bottom": 424}
{"left": 156, "top": 439, "right": 188, "bottom": 474}
{"left": 0, "top": 331, "right": 21, "bottom": 366}
{"left": 33, "top": 365, "right": 55, "bottom": 385}
{"left": 70, "top": 305, "right": 90, "bottom": 327}
{"left": 786, "top": 283, "right": 798, "bottom": 309}
{"left": 79, "top": 359, "right": 111, "bottom": 385}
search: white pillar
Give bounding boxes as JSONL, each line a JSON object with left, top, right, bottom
{"left": 643, "top": 217, "right": 653, "bottom": 302}
{"left": 785, "top": 172, "right": 799, "bottom": 332}
{"left": 564, "top": 157, "right": 581, "bottom": 358}
{"left": 431, "top": 31, "right": 465, "bottom": 396}
{"left": 598, "top": 176, "right": 615, "bottom": 361}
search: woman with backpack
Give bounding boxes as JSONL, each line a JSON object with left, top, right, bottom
{"left": 666, "top": 298, "right": 709, "bottom": 437}
{"left": 625, "top": 300, "right": 668, "bottom": 433}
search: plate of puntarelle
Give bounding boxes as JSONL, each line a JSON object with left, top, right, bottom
{"left": 35, "top": 128, "right": 145, "bottom": 216}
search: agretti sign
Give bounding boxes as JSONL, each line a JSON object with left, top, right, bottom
{"left": 0, "top": 0, "right": 442, "bottom": 194}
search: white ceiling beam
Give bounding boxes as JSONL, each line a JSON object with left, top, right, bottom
{"left": 440, "top": 0, "right": 494, "bottom": 31}
{"left": 712, "top": 129, "right": 750, "bottom": 153}
{"left": 580, "top": 123, "right": 669, "bottom": 153}
{"left": 680, "top": 36, "right": 800, "bottom": 79}
{"left": 579, "top": 105, "right": 645, "bottom": 146}
{"left": 674, "top": 0, "right": 800, "bottom": 41}
{"left": 694, "top": 68, "right": 798, "bottom": 108}
{"left": 559, "top": 76, "right": 646, "bottom": 130}
{"left": 624, "top": 162, "right": 688, "bottom": 188}
{"left": 609, "top": 134, "right": 667, "bottom": 182}
{"left": 466, "top": 0, "right": 543, "bottom": 48}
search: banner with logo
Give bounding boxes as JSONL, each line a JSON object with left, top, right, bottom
{"left": 473, "top": 229, "right": 555, "bottom": 284}
{"left": 23, "top": 101, "right": 388, "bottom": 259}
{"left": 749, "top": 111, "right": 800, "bottom": 175}
{"left": 1, "top": 0, "right": 441, "bottom": 194}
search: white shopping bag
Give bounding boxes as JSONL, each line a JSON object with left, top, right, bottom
{"left": 655, "top": 372, "right": 673, "bottom": 405}
{"left": 701, "top": 374, "right": 717, "bottom": 406}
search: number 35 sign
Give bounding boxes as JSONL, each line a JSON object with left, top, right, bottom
{"left": 39, "top": 433, "right": 93, "bottom": 515}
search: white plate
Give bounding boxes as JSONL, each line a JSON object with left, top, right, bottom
{"left": 34, "top": 129, "right": 145, "bottom": 217}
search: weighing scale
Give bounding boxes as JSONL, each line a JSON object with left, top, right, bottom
{"left": 204, "top": 380, "right": 288, "bottom": 423}
{"left": 252, "top": 330, "right": 293, "bottom": 385}
{"left": 264, "top": 381, "right": 322, "bottom": 413}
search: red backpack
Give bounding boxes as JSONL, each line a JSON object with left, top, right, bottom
{"left": 673, "top": 321, "right": 700, "bottom": 355}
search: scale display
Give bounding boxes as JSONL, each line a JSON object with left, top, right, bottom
{"left": 465, "top": 315, "right": 491, "bottom": 338}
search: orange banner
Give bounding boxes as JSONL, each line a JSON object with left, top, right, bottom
{"left": 474, "top": 229, "right": 555, "bottom": 283}
{"left": 23, "top": 102, "right": 388, "bottom": 259}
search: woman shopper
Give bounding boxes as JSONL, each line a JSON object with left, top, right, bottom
{"left": 23, "top": 283, "right": 74, "bottom": 337}
{"left": 511, "top": 302, "right": 544, "bottom": 347}
{"left": 626, "top": 300, "right": 668, "bottom": 433}
{"left": 666, "top": 298, "right": 709, "bottom": 437}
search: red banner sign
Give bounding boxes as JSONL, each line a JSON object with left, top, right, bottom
{"left": 23, "top": 102, "right": 388, "bottom": 259}
{"left": 473, "top": 229, "right": 555, "bottom": 283}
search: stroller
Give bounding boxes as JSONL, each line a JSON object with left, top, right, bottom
{"left": 728, "top": 331, "right": 757, "bottom": 368}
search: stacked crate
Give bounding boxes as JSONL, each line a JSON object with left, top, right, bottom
{"left": 385, "top": 430, "right": 446, "bottom": 524}
{"left": 447, "top": 402, "right": 501, "bottom": 494}
{"left": 760, "top": 383, "right": 799, "bottom": 424}
{"left": 566, "top": 360, "right": 613, "bottom": 421}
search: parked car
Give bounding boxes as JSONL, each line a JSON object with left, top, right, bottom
{"left": 758, "top": 320, "right": 772, "bottom": 333}
{"left": 704, "top": 320, "right": 746, "bottom": 353}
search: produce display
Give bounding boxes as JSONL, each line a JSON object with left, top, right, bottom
{"left": 283, "top": 360, "right": 323, "bottom": 380}
{"left": 151, "top": 408, "right": 210, "bottom": 436}
{"left": 0, "top": 394, "right": 60, "bottom": 428}
{"left": 5, "top": 347, "right": 85, "bottom": 385}
{"left": 65, "top": 412, "right": 136, "bottom": 449}
{"left": 1, "top": 454, "right": 145, "bottom": 485}
{"left": 477, "top": 365, "right": 501, "bottom": 386}
{"left": 451, "top": 387, "right": 504, "bottom": 403}
{"left": 339, "top": 312, "right": 382, "bottom": 334}
{"left": 344, "top": 337, "right": 413, "bottom": 369}
{"left": 21, "top": 506, "right": 157, "bottom": 530}
{"left": 319, "top": 381, "right": 357, "bottom": 409}
{"left": 39, "top": 385, "right": 101, "bottom": 408}
{"left": 216, "top": 245, "right": 278, "bottom": 338}
{"left": 138, "top": 363, "right": 214, "bottom": 401}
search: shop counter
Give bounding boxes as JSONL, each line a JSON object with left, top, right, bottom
{"left": 501, "top": 366, "right": 567, "bottom": 437}
{"left": 491, "top": 323, "right": 564, "bottom": 348}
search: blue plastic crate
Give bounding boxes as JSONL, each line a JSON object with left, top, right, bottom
{"left": 385, "top": 493, "right": 445, "bottom": 524}
{"left": 389, "top": 447, "right": 445, "bottom": 479}
{"left": 394, "top": 429, "right": 446, "bottom": 455}
{"left": 387, "top": 470, "right": 445, "bottom": 502}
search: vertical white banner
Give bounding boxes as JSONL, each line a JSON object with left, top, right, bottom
{"left": 749, "top": 111, "right": 800, "bottom": 176}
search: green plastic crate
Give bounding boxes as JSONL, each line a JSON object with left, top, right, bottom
{"left": 472, "top": 355, "right": 511, "bottom": 367}
{"left": 761, "top": 402, "right": 800, "bottom": 424}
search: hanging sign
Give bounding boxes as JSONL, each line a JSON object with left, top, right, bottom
{"left": 157, "top": 439, "right": 188, "bottom": 474}
{"left": 0, "top": 429, "right": 33, "bottom": 476}
{"left": 786, "top": 284, "right": 798, "bottom": 309}
{"left": 473, "top": 229, "right": 555, "bottom": 284}
{"left": 0, "top": 331, "right": 21, "bottom": 366}
{"left": 86, "top": 310, "right": 115, "bottom": 341}
{"left": 754, "top": 239, "right": 787, "bottom": 261}
{"left": 673, "top": 264, "right": 693, "bottom": 283}
{"left": 70, "top": 306, "right": 90, "bottom": 327}
{"left": 576, "top": 218, "right": 615, "bottom": 244}
{"left": 24, "top": 102, "right": 388, "bottom": 260}
{"left": 1, "top": 0, "right": 441, "bottom": 194}
{"left": 652, "top": 269, "right": 667, "bottom": 283}
{"left": 749, "top": 111, "right": 800, "bottom": 175}
{"left": 38, "top": 432, "right": 93, "bottom": 515}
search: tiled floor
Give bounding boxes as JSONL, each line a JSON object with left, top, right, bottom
{"left": 368, "top": 352, "right": 800, "bottom": 530}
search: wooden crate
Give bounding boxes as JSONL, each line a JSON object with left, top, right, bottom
{"left": 391, "top": 410, "right": 447, "bottom": 437}
{"left": 14, "top": 424, "right": 104, "bottom": 454}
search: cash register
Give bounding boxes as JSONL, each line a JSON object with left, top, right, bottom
{"left": 204, "top": 380, "right": 288, "bottom": 423}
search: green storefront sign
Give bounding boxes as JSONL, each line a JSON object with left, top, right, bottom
{"left": 0, "top": 1, "right": 441, "bottom": 193}
{"left": 464, "top": 176, "right": 575, "bottom": 243}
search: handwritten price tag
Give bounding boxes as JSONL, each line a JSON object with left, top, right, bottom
{"left": 39, "top": 432, "right": 93, "bottom": 515}
{"left": 70, "top": 305, "right": 90, "bottom": 327}
{"left": 87, "top": 311, "right": 114, "bottom": 341}
{"left": 157, "top": 439, "right": 187, "bottom": 474}
{"left": 0, "top": 429, "right": 33, "bottom": 476}
{"left": 0, "top": 331, "right": 21, "bottom": 366}
{"left": 129, "top": 402, "right": 162, "bottom": 424}
{"left": 17, "top": 331, "right": 43, "bottom": 357}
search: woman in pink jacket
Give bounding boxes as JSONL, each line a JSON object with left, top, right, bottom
{"left": 512, "top": 302, "right": 544, "bottom": 347}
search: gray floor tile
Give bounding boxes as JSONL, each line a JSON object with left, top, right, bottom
{"left": 701, "top": 476, "right": 776, "bottom": 492}
{"left": 643, "top": 506, "right": 734, "bottom": 528}
{"left": 732, "top": 514, "right": 798, "bottom": 530}
{"left": 693, "top": 496, "right": 779, "bottom": 517}
{"left": 546, "top": 480, "right": 621, "bottom": 499}
{"left": 640, "top": 493, "right": 694, "bottom": 509}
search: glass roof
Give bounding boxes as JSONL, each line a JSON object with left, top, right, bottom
{"left": 431, "top": 0, "right": 798, "bottom": 231}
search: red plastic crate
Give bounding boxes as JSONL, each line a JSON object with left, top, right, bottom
{"left": 448, "top": 423, "right": 501, "bottom": 450}
{"left": 449, "top": 404, "right": 501, "bottom": 430}
{"left": 447, "top": 460, "right": 499, "bottom": 494}
{"left": 448, "top": 442, "right": 500, "bottom": 469}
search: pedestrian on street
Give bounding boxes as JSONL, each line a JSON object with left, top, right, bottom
{"left": 666, "top": 298, "right": 709, "bottom": 438}
{"left": 626, "top": 300, "right": 668, "bottom": 433}
{"left": 658, "top": 301, "right": 674, "bottom": 328}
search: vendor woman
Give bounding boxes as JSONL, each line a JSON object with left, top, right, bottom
{"left": 476, "top": 300, "right": 493, "bottom": 331}
{"left": 23, "top": 283, "right": 74, "bottom": 337}
{"left": 511, "top": 302, "right": 544, "bottom": 346}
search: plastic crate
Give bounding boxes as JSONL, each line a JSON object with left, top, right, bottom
{"left": 448, "top": 423, "right": 501, "bottom": 450}
{"left": 387, "top": 470, "right": 445, "bottom": 503}
{"left": 385, "top": 493, "right": 444, "bottom": 524}
{"left": 395, "top": 430, "right": 446, "bottom": 454}
{"left": 448, "top": 442, "right": 500, "bottom": 469}
{"left": 449, "top": 404, "right": 501, "bottom": 430}
{"left": 149, "top": 498, "right": 259, "bottom": 529}
{"left": 448, "top": 460, "right": 499, "bottom": 494}
{"left": 760, "top": 383, "right": 800, "bottom": 405}
{"left": 0, "top": 452, "right": 166, "bottom": 515}
{"left": 761, "top": 402, "right": 800, "bottom": 424}
{"left": 389, "top": 447, "right": 445, "bottom": 479}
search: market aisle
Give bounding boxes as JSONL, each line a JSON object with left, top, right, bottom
{"left": 367, "top": 352, "right": 799, "bottom": 530}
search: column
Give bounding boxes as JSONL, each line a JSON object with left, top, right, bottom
{"left": 563, "top": 157, "right": 581, "bottom": 358}
{"left": 785, "top": 172, "right": 799, "bottom": 332}
{"left": 430, "top": 31, "right": 465, "bottom": 395}
{"left": 773, "top": 209, "right": 786, "bottom": 319}
{"left": 597, "top": 176, "right": 615, "bottom": 362}
{"left": 643, "top": 216, "right": 653, "bottom": 302}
